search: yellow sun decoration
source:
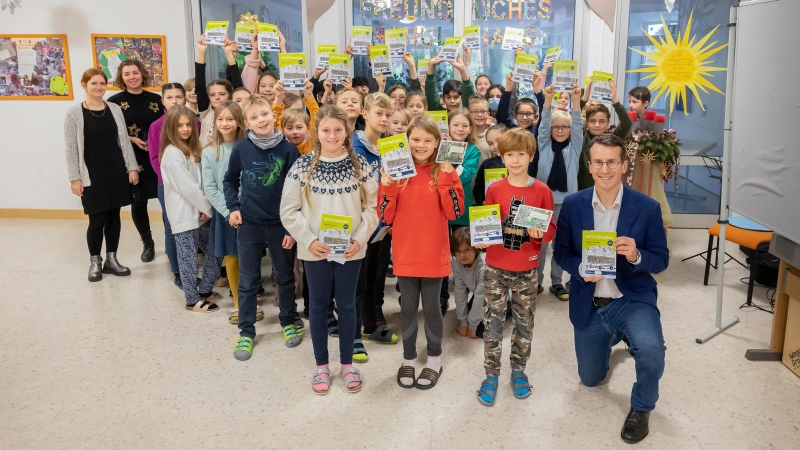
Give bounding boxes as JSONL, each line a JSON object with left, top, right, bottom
{"left": 628, "top": 12, "right": 727, "bottom": 115}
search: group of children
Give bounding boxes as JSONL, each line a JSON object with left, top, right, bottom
{"left": 105, "top": 31, "right": 656, "bottom": 401}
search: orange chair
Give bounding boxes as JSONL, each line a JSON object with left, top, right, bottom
{"left": 703, "top": 223, "right": 773, "bottom": 305}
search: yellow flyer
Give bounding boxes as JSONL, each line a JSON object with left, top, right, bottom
{"left": 279, "top": 53, "right": 306, "bottom": 90}
{"left": 512, "top": 53, "right": 539, "bottom": 84}
{"left": 351, "top": 26, "right": 372, "bottom": 56}
{"left": 370, "top": 45, "right": 392, "bottom": 76}
{"left": 204, "top": 21, "right": 229, "bottom": 46}
{"left": 378, "top": 134, "right": 416, "bottom": 180}
{"left": 235, "top": 22, "right": 256, "bottom": 52}
{"left": 469, "top": 205, "right": 503, "bottom": 246}
{"left": 425, "top": 111, "right": 449, "bottom": 135}
{"left": 589, "top": 70, "right": 614, "bottom": 105}
{"left": 484, "top": 168, "right": 508, "bottom": 194}
{"left": 386, "top": 28, "right": 406, "bottom": 58}
{"left": 543, "top": 45, "right": 562, "bottom": 65}
{"left": 316, "top": 44, "right": 337, "bottom": 69}
{"left": 501, "top": 27, "right": 524, "bottom": 51}
{"left": 417, "top": 58, "right": 431, "bottom": 74}
{"left": 553, "top": 59, "right": 578, "bottom": 93}
{"left": 257, "top": 23, "right": 280, "bottom": 52}
{"left": 328, "top": 53, "right": 350, "bottom": 84}
{"left": 437, "top": 36, "right": 462, "bottom": 61}
{"left": 464, "top": 25, "right": 481, "bottom": 49}
{"left": 319, "top": 214, "right": 353, "bottom": 258}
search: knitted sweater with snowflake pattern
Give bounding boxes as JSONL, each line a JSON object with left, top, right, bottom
{"left": 280, "top": 151, "right": 379, "bottom": 261}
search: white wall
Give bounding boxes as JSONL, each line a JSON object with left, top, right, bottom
{"left": 0, "top": 0, "right": 614, "bottom": 212}
{"left": 0, "top": 0, "right": 191, "bottom": 210}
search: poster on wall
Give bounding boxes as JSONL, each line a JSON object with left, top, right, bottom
{"left": 91, "top": 35, "right": 167, "bottom": 90}
{"left": 0, "top": 34, "right": 73, "bottom": 100}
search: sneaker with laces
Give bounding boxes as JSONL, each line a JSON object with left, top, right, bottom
{"left": 233, "top": 336, "right": 253, "bottom": 361}
{"left": 283, "top": 325, "right": 303, "bottom": 348}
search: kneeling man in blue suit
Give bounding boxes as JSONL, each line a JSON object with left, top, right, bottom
{"left": 554, "top": 133, "right": 669, "bottom": 444}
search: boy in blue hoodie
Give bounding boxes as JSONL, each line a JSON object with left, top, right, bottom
{"left": 224, "top": 95, "right": 302, "bottom": 360}
{"left": 350, "top": 92, "right": 399, "bottom": 363}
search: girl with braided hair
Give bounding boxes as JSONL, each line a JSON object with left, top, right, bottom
{"left": 280, "top": 105, "right": 379, "bottom": 395}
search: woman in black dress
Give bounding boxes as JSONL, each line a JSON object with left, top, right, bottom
{"left": 107, "top": 60, "right": 165, "bottom": 262}
{"left": 64, "top": 68, "right": 140, "bottom": 281}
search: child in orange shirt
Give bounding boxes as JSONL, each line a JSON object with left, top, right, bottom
{"left": 273, "top": 79, "right": 320, "bottom": 155}
{"left": 378, "top": 115, "right": 465, "bottom": 390}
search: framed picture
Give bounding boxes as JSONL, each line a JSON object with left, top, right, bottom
{"left": 91, "top": 34, "right": 167, "bottom": 91}
{"left": 0, "top": 34, "right": 73, "bottom": 100}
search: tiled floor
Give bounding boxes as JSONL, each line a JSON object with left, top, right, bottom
{"left": 1, "top": 219, "right": 798, "bottom": 449}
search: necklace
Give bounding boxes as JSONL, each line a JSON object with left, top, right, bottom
{"left": 84, "top": 101, "right": 106, "bottom": 118}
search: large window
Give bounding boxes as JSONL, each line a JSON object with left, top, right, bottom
{"left": 351, "top": 0, "right": 455, "bottom": 92}
{"left": 199, "top": 0, "right": 304, "bottom": 81}
{"left": 472, "top": 0, "right": 576, "bottom": 99}
{"left": 624, "top": 0, "right": 734, "bottom": 215}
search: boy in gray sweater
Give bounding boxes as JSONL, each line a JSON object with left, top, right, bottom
{"left": 450, "top": 228, "right": 486, "bottom": 339}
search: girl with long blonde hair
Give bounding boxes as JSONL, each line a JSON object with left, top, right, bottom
{"left": 160, "top": 105, "right": 222, "bottom": 313}
{"left": 280, "top": 105, "right": 379, "bottom": 395}
{"left": 378, "top": 115, "right": 465, "bottom": 390}
{"left": 200, "top": 102, "right": 258, "bottom": 325}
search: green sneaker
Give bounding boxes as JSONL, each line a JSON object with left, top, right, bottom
{"left": 283, "top": 325, "right": 303, "bottom": 348}
{"left": 233, "top": 336, "right": 253, "bottom": 361}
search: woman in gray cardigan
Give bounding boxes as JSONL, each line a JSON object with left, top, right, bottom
{"left": 64, "top": 68, "right": 140, "bottom": 282}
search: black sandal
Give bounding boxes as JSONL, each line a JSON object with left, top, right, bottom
{"left": 397, "top": 365, "right": 416, "bottom": 389}
{"left": 185, "top": 300, "right": 220, "bottom": 313}
{"left": 415, "top": 367, "right": 443, "bottom": 390}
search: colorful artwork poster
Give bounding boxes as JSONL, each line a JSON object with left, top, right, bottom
{"left": 0, "top": 35, "right": 73, "bottom": 100}
{"left": 92, "top": 35, "right": 167, "bottom": 90}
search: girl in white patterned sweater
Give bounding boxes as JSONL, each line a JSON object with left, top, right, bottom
{"left": 280, "top": 105, "right": 379, "bottom": 395}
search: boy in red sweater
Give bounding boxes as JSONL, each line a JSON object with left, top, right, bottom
{"left": 475, "top": 128, "right": 556, "bottom": 406}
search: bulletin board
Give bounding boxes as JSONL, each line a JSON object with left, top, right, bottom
{"left": 91, "top": 34, "right": 167, "bottom": 91}
{"left": 0, "top": 34, "right": 73, "bottom": 100}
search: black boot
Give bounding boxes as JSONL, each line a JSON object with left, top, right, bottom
{"left": 140, "top": 231, "right": 155, "bottom": 262}
{"left": 620, "top": 408, "right": 650, "bottom": 444}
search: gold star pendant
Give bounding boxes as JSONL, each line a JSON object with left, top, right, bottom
{"left": 120, "top": 102, "right": 130, "bottom": 110}
{"left": 149, "top": 102, "right": 160, "bottom": 113}
{"left": 128, "top": 123, "right": 141, "bottom": 137}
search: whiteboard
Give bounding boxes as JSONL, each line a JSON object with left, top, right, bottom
{"left": 729, "top": 0, "right": 800, "bottom": 245}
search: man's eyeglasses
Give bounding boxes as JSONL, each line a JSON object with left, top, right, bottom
{"left": 470, "top": 109, "right": 489, "bottom": 116}
{"left": 590, "top": 160, "right": 621, "bottom": 170}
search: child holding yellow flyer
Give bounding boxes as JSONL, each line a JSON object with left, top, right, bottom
{"left": 476, "top": 128, "right": 556, "bottom": 407}
{"left": 280, "top": 105, "right": 379, "bottom": 395}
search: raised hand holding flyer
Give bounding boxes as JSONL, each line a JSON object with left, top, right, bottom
{"left": 425, "top": 111, "right": 449, "bottom": 135}
{"left": 328, "top": 53, "right": 350, "bottom": 84}
{"left": 316, "top": 44, "right": 337, "bottom": 69}
{"left": 386, "top": 28, "right": 406, "bottom": 58}
{"left": 464, "top": 25, "right": 481, "bottom": 49}
{"left": 589, "top": 71, "right": 614, "bottom": 105}
{"left": 378, "top": 134, "right": 416, "bottom": 180}
{"left": 436, "top": 141, "right": 467, "bottom": 165}
{"left": 512, "top": 205, "right": 553, "bottom": 232}
{"left": 553, "top": 59, "right": 578, "bottom": 93}
{"left": 351, "top": 26, "right": 372, "bottom": 56}
{"left": 279, "top": 54, "right": 307, "bottom": 90}
{"left": 257, "top": 23, "right": 281, "bottom": 52}
{"left": 502, "top": 27, "right": 525, "bottom": 51}
{"left": 320, "top": 214, "right": 353, "bottom": 263}
{"left": 437, "top": 36, "right": 462, "bottom": 62}
{"left": 370, "top": 45, "right": 392, "bottom": 76}
{"left": 581, "top": 231, "right": 617, "bottom": 279}
{"left": 470, "top": 205, "right": 503, "bottom": 246}
{"left": 484, "top": 168, "right": 508, "bottom": 194}
{"left": 512, "top": 53, "right": 539, "bottom": 84}
{"left": 204, "top": 21, "right": 229, "bottom": 46}
{"left": 543, "top": 45, "right": 562, "bottom": 65}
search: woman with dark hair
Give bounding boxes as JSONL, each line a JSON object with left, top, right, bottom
{"left": 64, "top": 68, "right": 140, "bottom": 281}
{"left": 107, "top": 59, "right": 165, "bottom": 263}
